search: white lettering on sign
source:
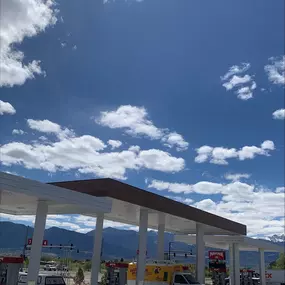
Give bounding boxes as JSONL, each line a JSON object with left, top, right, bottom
{"left": 208, "top": 251, "right": 225, "bottom": 260}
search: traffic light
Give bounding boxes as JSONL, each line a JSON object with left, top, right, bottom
{"left": 70, "top": 243, "right": 73, "bottom": 250}
{"left": 173, "top": 253, "right": 176, "bottom": 257}
{"left": 190, "top": 250, "right": 193, "bottom": 255}
{"left": 59, "top": 244, "right": 62, "bottom": 250}
{"left": 185, "top": 253, "right": 187, "bottom": 258}
{"left": 50, "top": 244, "right": 52, "bottom": 250}
{"left": 76, "top": 249, "right": 79, "bottom": 254}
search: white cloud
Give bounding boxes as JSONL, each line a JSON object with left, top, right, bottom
{"left": 165, "top": 196, "right": 193, "bottom": 205}
{"left": 265, "top": 56, "right": 285, "bottom": 85}
{"left": 96, "top": 105, "right": 188, "bottom": 151}
{"left": 107, "top": 139, "right": 122, "bottom": 149}
{"left": 162, "top": 132, "right": 189, "bottom": 151}
{"left": 148, "top": 179, "right": 285, "bottom": 237}
{"left": 45, "top": 219, "right": 81, "bottom": 231}
{"left": 195, "top": 140, "right": 275, "bottom": 165}
{"left": 221, "top": 63, "right": 256, "bottom": 100}
{"left": 0, "top": 100, "right": 16, "bottom": 115}
{"left": 224, "top": 173, "right": 251, "bottom": 182}
{"left": 27, "top": 119, "right": 74, "bottom": 139}
{"left": 97, "top": 105, "right": 164, "bottom": 139}
{"left": 272, "top": 109, "right": 285, "bottom": 120}
{"left": 73, "top": 215, "right": 133, "bottom": 230}
{"left": 138, "top": 149, "right": 184, "bottom": 173}
{"left": 148, "top": 179, "right": 223, "bottom": 195}
{"left": 39, "top": 136, "right": 48, "bottom": 141}
{"left": 276, "top": 187, "right": 285, "bottom": 193}
{"left": 0, "top": 0, "right": 57, "bottom": 87}
{"left": 222, "top": 75, "right": 252, "bottom": 90}
{"left": 1, "top": 119, "right": 185, "bottom": 179}
{"left": 12, "top": 129, "right": 25, "bottom": 135}
{"left": 221, "top": 63, "right": 251, "bottom": 81}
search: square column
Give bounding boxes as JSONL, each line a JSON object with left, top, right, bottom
{"left": 195, "top": 223, "right": 205, "bottom": 284}
{"left": 136, "top": 208, "right": 148, "bottom": 285}
{"left": 157, "top": 213, "right": 165, "bottom": 260}
{"left": 229, "top": 243, "right": 240, "bottom": 285}
{"left": 27, "top": 201, "right": 48, "bottom": 283}
{"left": 259, "top": 248, "right": 266, "bottom": 285}
{"left": 91, "top": 213, "right": 104, "bottom": 285}
{"left": 229, "top": 244, "right": 234, "bottom": 285}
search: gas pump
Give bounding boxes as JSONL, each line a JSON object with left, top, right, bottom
{"left": 208, "top": 251, "right": 226, "bottom": 285}
{"left": 0, "top": 256, "right": 24, "bottom": 285}
{"left": 106, "top": 261, "right": 129, "bottom": 285}
{"left": 240, "top": 269, "right": 259, "bottom": 285}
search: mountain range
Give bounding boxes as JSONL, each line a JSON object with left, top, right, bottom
{"left": 0, "top": 221, "right": 283, "bottom": 268}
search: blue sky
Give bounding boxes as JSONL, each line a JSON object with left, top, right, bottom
{"left": 0, "top": 0, "right": 284, "bottom": 237}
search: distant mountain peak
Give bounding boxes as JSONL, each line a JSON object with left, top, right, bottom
{"left": 268, "top": 234, "right": 285, "bottom": 243}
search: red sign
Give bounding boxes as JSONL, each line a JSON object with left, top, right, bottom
{"left": 26, "top": 239, "right": 48, "bottom": 246}
{"left": 0, "top": 257, "right": 24, "bottom": 264}
{"left": 265, "top": 273, "right": 272, "bottom": 279}
{"left": 208, "top": 251, "right": 226, "bottom": 260}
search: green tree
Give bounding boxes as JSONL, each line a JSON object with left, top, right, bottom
{"left": 83, "top": 261, "right": 92, "bottom": 272}
{"left": 74, "top": 267, "right": 85, "bottom": 285}
{"left": 274, "top": 253, "right": 285, "bottom": 269}
{"left": 101, "top": 271, "right": 108, "bottom": 285}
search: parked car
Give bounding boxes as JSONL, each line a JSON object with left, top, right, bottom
{"left": 43, "top": 264, "right": 57, "bottom": 271}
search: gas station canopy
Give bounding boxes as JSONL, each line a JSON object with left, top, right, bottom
{"left": 0, "top": 172, "right": 111, "bottom": 216}
{"left": 0, "top": 172, "right": 246, "bottom": 236}
{"left": 51, "top": 178, "right": 246, "bottom": 236}
{"left": 174, "top": 234, "right": 284, "bottom": 252}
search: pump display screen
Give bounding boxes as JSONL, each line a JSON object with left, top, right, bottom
{"left": 45, "top": 277, "right": 65, "bottom": 284}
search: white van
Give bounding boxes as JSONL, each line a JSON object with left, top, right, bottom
{"left": 18, "top": 272, "right": 66, "bottom": 285}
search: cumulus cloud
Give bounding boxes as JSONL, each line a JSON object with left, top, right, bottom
{"left": 107, "top": 139, "right": 122, "bottom": 149}
{"left": 96, "top": 105, "right": 188, "bottom": 151}
{"left": 12, "top": 129, "right": 25, "bottom": 135}
{"left": 272, "top": 109, "right": 285, "bottom": 120}
{"left": 224, "top": 173, "right": 251, "bottom": 182}
{"left": 195, "top": 140, "right": 275, "bottom": 165}
{"left": 0, "top": 100, "right": 16, "bottom": 115}
{"left": 27, "top": 119, "right": 74, "bottom": 139}
{"left": 148, "top": 179, "right": 285, "bottom": 237}
{"left": 162, "top": 132, "right": 189, "bottom": 151}
{"left": 221, "top": 63, "right": 257, "bottom": 100}
{"left": 0, "top": 0, "right": 58, "bottom": 87}
{"left": 265, "top": 56, "right": 285, "bottom": 85}
{"left": 221, "top": 63, "right": 251, "bottom": 81}
{"left": 0, "top": 119, "right": 185, "bottom": 179}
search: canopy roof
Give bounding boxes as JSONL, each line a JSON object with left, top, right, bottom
{"left": 0, "top": 172, "right": 111, "bottom": 215}
{"left": 51, "top": 178, "right": 246, "bottom": 235}
{"left": 175, "top": 235, "right": 284, "bottom": 252}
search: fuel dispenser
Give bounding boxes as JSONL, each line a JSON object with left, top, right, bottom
{"left": 0, "top": 256, "right": 24, "bottom": 285}
{"left": 208, "top": 251, "right": 226, "bottom": 285}
{"left": 106, "top": 261, "right": 129, "bottom": 285}
{"left": 240, "top": 269, "right": 259, "bottom": 285}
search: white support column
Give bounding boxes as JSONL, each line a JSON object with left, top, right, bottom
{"left": 229, "top": 244, "right": 235, "bottom": 285}
{"left": 27, "top": 201, "right": 48, "bottom": 284}
{"left": 90, "top": 213, "right": 104, "bottom": 285}
{"left": 232, "top": 243, "right": 240, "bottom": 285}
{"left": 259, "top": 248, "right": 266, "bottom": 285}
{"left": 136, "top": 208, "right": 148, "bottom": 285}
{"left": 195, "top": 223, "right": 205, "bottom": 284}
{"left": 157, "top": 213, "right": 165, "bottom": 260}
